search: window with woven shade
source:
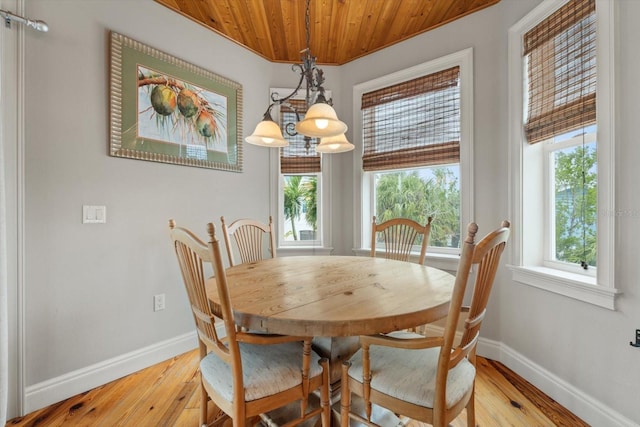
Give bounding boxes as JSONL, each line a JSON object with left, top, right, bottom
{"left": 524, "top": 0, "right": 596, "bottom": 144}
{"left": 354, "top": 49, "right": 473, "bottom": 259}
{"left": 361, "top": 66, "right": 460, "bottom": 172}
{"left": 525, "top": 0, "right": 598, "bottom": 272}
{"left": 276, "top": 97, "right": 323, "bottom": 246}
{"left": 509, "top": 0, "right": 617, "bottom": 308}
{"left": 279, "top": 99, "right": 320, "bottom": 174}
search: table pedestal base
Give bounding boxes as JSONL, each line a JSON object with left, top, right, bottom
{"left": 262, "top": 395, "right": 405, "bottom": 427}
{"left": 263, "top": 336, "right": 404, "bottom": 426}
{"left": 311, "top": 336, "right": 360, "bottom": 398}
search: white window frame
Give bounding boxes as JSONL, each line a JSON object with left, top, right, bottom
{"left": 353, "top": 48, "right": 474, "bottom": 272}
{"left": 268, "top": 88, "right": 333, "bottom": 255}
{"left": 508, "top": 0, "right": 619, "bottom": 309}
{"left": 543, "top": 130, "right": 597, "bottom": 277}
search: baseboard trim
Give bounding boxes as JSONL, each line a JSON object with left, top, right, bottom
{"left": 24, "top": 331, "right": 197, "bottom": 414}
{"left": 477, "top": 337, "right": 637, "bottom": 427}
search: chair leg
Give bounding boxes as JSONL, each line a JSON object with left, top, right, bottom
{"left": 467, "top": 385, "right": 476, "bottom": 427}
{"left": 200, "top": 379, "right": 208, "bottom": 427}
{"left": 467, "top": 353, "right": 477, "bottom": 427}
{"left": 198, "top": 341, "right": 209, "bottom": 426}
{"left": 300, "top": 341, "right": 312, "bottom": 418}
{"left": 319, "top": 358, "right": 331, "bottom": 427}
{"left": 340, "top": 361, "right": 352, "bottom": 427}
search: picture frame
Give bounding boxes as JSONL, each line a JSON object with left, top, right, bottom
{"left": 109, "top": 31, "right": 243, "bottom": 172}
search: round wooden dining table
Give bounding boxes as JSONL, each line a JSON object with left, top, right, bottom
{"left": 205, "top": 255, "right": 456, "bottom": 337}
{"left": 206, "top": 255, "right": 457, "bottom": 421}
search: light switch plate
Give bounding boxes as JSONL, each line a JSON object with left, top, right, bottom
{"left": 83, "top": 205, "right": 107, "bottom": 224}
{"left": 154, "top": 294, "right": 166, "bottom": 312}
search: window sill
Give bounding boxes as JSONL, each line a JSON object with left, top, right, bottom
{"left": 277, "top": 246, "right": 333, "bottom": 257}
{"left": 352, "top": 249, "right": 460, "bottom": 272}
{"left": 509, "top": 265, "right": 620, "bottom": 310}
{"left": 424, "top": 253, "right": 459, "bottom": 272}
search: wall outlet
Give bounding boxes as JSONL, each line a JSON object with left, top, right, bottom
{"left": 153, "top": 294, "right": 166, "bottom": 312}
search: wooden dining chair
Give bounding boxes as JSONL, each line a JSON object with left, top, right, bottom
{"left": 371, "top": 215, "right": 434, "bottom": 333}
{"left": 220, "top": 216, "right": 276, "bottom": 266}
{"left": 169, "top": 219, "right": 330, "bottom": 427}
{"left": 341, "top": 220, "right": 510, "bottom": 427}
{"left": 370, "top": 216, "right": 433, "bottom": 265}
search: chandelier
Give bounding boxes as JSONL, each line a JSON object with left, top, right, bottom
{"left": 245, "top": 0, "right": 353, "bottom": 154}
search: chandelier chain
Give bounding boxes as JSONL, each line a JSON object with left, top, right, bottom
{"left": 305, "top": 0, "right": 311, "bottom": 52}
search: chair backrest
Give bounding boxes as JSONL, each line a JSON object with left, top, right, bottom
{"left": 220, "top": 216, "right": 276, "bottom": 266}
{"left": 370, "top": 216, "right": 433, "bottom": 265}
{"left": 436, "top": 222, "right": 477, "bottom": 380}
{"left": 168, "top": 219, "right": 241, "bottom": 375}
{"left": 429, "top": 221, "right": 509, "bottom": 421}
{"left": 458, "top": 220, "right": 511, "bottom": 357}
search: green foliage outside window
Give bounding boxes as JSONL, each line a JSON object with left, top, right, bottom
{"left": 553, "top": 143, "right": 597, "bottom": 267}
{"left": 283, "top": 175, "right": 317, "bottom": 241}
{"left": 375, "top": 168, "right": 461, "bottom": 248}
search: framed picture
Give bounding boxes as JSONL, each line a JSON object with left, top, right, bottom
{"left": 109, "top": 31, "right": 242, "bottom": 172}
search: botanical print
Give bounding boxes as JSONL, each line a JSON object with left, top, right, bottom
{"left": 137, "top": 66, "right": 228, "bottom": 158}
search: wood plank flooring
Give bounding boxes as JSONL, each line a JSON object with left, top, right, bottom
{"left": 6, "top": 349, "right": 588, "bottom": 427}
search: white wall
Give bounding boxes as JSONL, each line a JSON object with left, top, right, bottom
{"left": 15, "top": 0, "right": 279, "bottom": 413}
{"left": 4, "top": 0, "right": 639, "bottom": 424}
{"left": 1, "top": 0, "right": 21, "bottom": 418}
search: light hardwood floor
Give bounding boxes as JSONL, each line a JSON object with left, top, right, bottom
{"left": 6, "top": 349, "right": 588, "bottom": 426}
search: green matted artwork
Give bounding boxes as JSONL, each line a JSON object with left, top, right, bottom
{"left": 109, "top": 31, "right": 243, "bottom": 172}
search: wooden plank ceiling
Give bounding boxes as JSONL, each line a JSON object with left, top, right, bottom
{"left": 154, "top": 0, "right": 500, "bottom": 65}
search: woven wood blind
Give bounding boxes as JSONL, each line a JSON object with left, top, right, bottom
{"left": 524, "top": 0, "right": 596, "bottom": 144}
{"left": 279, "top": 99, "right": 321, "bottom": 174}
{"left": 361, "top": 66, "right": 460, "bottom": 172}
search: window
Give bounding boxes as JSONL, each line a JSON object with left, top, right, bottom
{"left": 268, "top": 90, "right": 332, "bottom": 252}
{"left": 278, "top": 99, "right": 321, "bottom": 245}
{"left": 281, "top": 175, "right": 319, "bottom": 242}
{"left": 544, "top": 126, "right": 597, "bottom": 275}
{"left": 508, "top": 0, "right": 618, "bottom": 309}
{"left": 354, "top": 49, "right": 474, "bottom": 264}
{"left": 372, "top": 167, "right": 460, "bottom": 250}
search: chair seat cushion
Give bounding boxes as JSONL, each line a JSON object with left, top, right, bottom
{"left": 348, "top": 332, "right": 476, "bottom": 409}
{"left": 201, "top": 341, "right": 323, "bottom": 402}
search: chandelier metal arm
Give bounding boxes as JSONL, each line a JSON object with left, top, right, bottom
{"left": 269, "top": 64, "right": 306, "bottom": 107}
{"left": 264, "top": 59, "right": 330, "bottom": 121}
{"left": 244, "top": 0, "right": 351, "bottom": 153}
{"left": 259, "top": 66, "right": 304, "bottom": 125}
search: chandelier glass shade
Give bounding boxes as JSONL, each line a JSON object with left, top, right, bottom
{"left": 245, "top": 0, "right": 348, "bottom": 153}
{"left": 316, "top": 133, "right": 355, "bottom": 153}
{"left": 245, "top": 112, "right": 288, "bottom": 147}
{"left": 294, "top": 102, "right": 347, "bottom": 138}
